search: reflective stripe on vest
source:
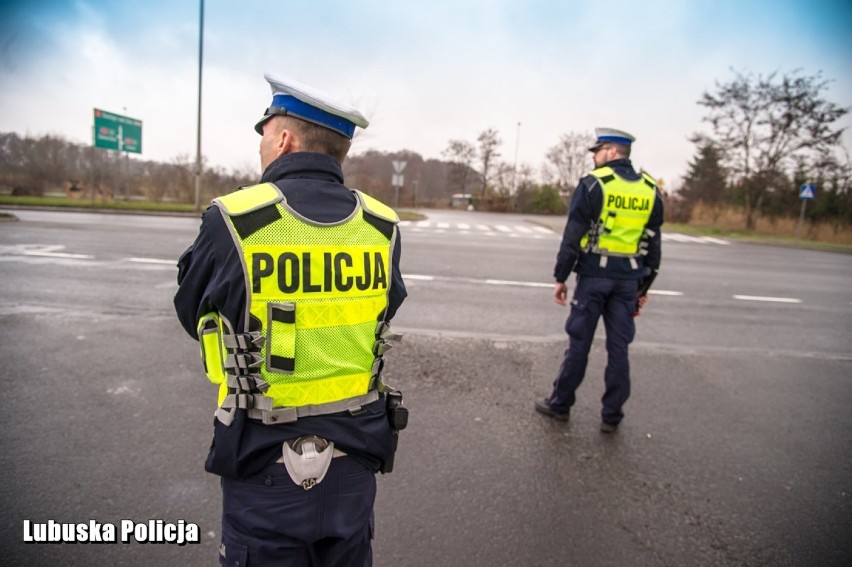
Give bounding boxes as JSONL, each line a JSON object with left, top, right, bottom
{"left": 205, "top": 183, "right": 397, "bottom": 414}
{"left": 197, "top": 311, "right": 229, "bottom": 407}
{"left": 580, "top": 167, "right": 657, "bottom": 256}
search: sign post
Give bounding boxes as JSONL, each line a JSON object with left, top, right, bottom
{"left": 391, "top": 160, "right": 406, "bottom": 209}
{"left": 796, "top": 183, "right": 815, "bottom": 238}
{"left": 93, "top": 109, "right": 142, "bottom": 201}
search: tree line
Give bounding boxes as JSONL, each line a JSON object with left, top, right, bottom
{"left": 674, "top": 69, "right": 851, "bottom": 233}
{"left": 0, "top": 132, "right": 255, "bottom": 205}
{"left": 0, "top": 130, "right": 576, "bottom": 215}
{"left": 1, "top": 69, "right": 849, "bottom": 230}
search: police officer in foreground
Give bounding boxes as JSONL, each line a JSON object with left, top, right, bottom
{"left": 174, "top": 73, "right": 407, "bottom": 566}
{"left": 535, "top": 128, "right": 663, "bottom": 432}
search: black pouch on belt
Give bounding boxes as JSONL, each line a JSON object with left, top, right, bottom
{"left": 381, "top": 389, "right": 408, "bottom": 474}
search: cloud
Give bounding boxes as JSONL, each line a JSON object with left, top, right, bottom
{"left": 1, "top": 0, "right": 850, "bottom": 190}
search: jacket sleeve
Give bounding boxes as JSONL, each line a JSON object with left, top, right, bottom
{"left": 385, "top": 230, "right": 407, "bottom": 320}
{"left": 174, "top": 215, "right": 215, "bottom": 340}
{"left": 643, "top": 191, "right": 665, "bottom": 272}
{"left": 553, "top": 176, "right": 600, "bottom": 282}
{"left": 173, "top": 207, "right": 245, "bottom": 340}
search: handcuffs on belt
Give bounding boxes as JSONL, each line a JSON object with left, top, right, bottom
{"left": 277, "top": 435, "right": 345, "bottom": 490}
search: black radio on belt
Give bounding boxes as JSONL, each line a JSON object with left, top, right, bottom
{"left": 386, "top": 390, "right": 408, "bottom": 431}
{"left": 381, "top": 389, "right": 407, "bottom": 474}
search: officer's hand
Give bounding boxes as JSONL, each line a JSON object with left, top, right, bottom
{"left": 554, "top": 282, "right": 568, "bottom": 306}
{"left": 632, "top": 294, "right": 649, "bottom": 318}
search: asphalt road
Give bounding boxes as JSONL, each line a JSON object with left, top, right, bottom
{"left": 1, "top": 208, "right": 850, "bottom": 566}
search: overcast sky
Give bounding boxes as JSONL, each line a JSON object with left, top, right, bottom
{"left": 1, "top": 0, "right": 850, "bottom": 189}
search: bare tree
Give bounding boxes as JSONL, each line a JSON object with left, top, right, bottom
{"left": 544, "top": 132, "right": 593, "bottom": 189}
{"left": 0, "top": 133, "right": 83, "bottom": 195}
{"left": 516, "top": 163, "right": 535, "bottom": 194}
{"left": 492, "top": 161, "right": 515, "bottom": 197}
{"left": 169, "top": 154, "right": 197, "bottom": 203}
{"left": 695, "top": 69, "right": 848, "bottom": 229}
{"left": 442, "top": 139, "right": 476, "bottom": 195}
{"left": 476, "top": 128, "right": 501, "bottom": 200}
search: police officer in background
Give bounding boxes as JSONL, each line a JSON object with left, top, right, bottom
{"left": 535, "top": 128, "right": 663, "bottom": 432}
{"left": 174, "top": 73, "right": 407, "bottom": 566}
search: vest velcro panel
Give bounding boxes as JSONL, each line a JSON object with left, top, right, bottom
{"left": 267, "top": 303, "right": 296, "bottom": 373}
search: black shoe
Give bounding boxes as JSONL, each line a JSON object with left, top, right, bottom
{"left": 600, "top": 421, "right": 619, "bottom": 433}
{"left": 534, "top": 398, "right": 570, "bottom": 421}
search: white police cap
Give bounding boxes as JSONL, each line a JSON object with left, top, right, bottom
{"left": 254, "top": 73, "right": 369, "bottom": 139}
{"left": 588, "top": 127, "right": 635, "bottom": 152}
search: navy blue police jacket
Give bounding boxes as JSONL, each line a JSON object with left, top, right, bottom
{"left": 554, "top": 158, "right": 664, "bottom": 283}
{"left": 174, "top": 152, "right": 408, "bottom": 479}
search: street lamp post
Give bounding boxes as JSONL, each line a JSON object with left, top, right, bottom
{"left": 194, "top": 0, "right": 204, "bottom": 212}
{"left": 511, "top": 121, "right": 521, "bottom": 194}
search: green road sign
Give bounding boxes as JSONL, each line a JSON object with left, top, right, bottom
{"left": 93, "top": 108, "right": 142, "bottom": 153}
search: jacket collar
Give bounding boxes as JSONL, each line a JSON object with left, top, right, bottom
{"left": 603, "top": 158, "right": 633, "bottom": 170}
{"left": 260, "top": 152, "right": 344, "bottom": 184}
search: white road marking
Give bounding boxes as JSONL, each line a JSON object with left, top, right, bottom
{"left": 734, "top": 295, "right": 802, "bottom": 304}
{"left": 700, "top": 236, "right": 730, "bottom": 245}
{"left": 405, "top": 274, "right": 687, "bottom": 296}
{"left": 399, "top": 223, "right": 726, "bottom": 244}
{"left": 662, "top": 233, "right": 699, "bottom": 242}
{"left": 24, "top": 250, "right": 94, "bottom": 259}
{"left": 17, "top": 245, "right": 94, "bottom": 259}
{"left": 126, "top": 257, "right": 175, "bottom": 265}
{"left": 403, "top": 274, "right": 807, "bottom": 308}
{"left": 484, "top": 279, "right": 552, "bottom": 288}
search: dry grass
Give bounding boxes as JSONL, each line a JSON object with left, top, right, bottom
{"left": 689, "top": 202, "right": 852, "bottom": 245}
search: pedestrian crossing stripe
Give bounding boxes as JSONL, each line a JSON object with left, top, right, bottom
{"left": 397, "top": 221, "right": 728, "bottom": 244}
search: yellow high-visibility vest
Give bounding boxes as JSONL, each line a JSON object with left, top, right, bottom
{"left": 580, "top": 166, "right": 657, "bottom": 256}
{"left": 198, "top": 183, "right": 398, "bottom": 416}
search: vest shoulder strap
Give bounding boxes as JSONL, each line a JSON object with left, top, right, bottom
{"left": 591, "top": 167, "right": 659, "bottom": 192}
{"left": 589, "top": 166, "right": 616, "bottom": 185}
{"left": 641, "top": 172, "right": 659, "bottom": 191}
{"left": 353, "top": 189, "right": 399, "bottom": 224}
{"left": 214, "top": 183, "right": 284, "bottom": 216}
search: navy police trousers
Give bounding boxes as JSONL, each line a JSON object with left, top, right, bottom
{"left": 219, "top": 455, "right": 376, "bottom": 566}
{"left": 548, "top": 276, "right": 638, "bottom": 424}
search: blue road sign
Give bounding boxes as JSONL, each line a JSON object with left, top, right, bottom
{"left": 799, "top": 184, "right": 815, "bottom": 200}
